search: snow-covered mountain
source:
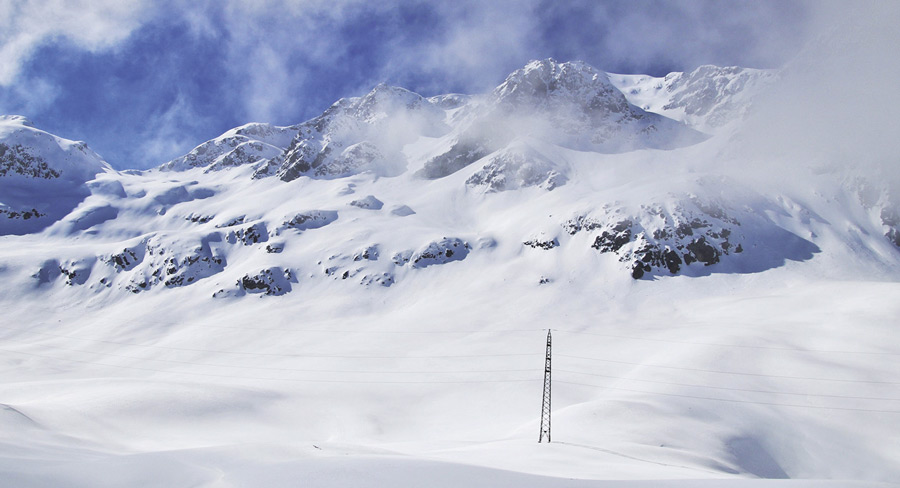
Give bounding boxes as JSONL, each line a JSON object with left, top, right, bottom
{"left": 1, "top": 59, "right": 899, "bottom": 486}
{"left": 609, "top": 65, "right": 777, "bottom": 133}
{"left": 274, "top": 84, "right": 448, "bottom": 181}
{"left": 159, "top": 121, "right": 301, "bottom": 173}
{"left": 2, "top": 59, "right": 895, "bottom": 294}
{"left": 0, "top": 115, "right": 112, "bottom": 235}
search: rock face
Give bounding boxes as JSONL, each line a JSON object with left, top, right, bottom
{"left": 274, "top": 84, "right": 447, "bottom": 181}
{"left": 492, "top": 59, "right": 635, "bottom": 120}
{"left": 39, "top": 233, "right": 228, "bottom": 292}
{"left": 851, "top": 181, "right": 900, "bottom": 250}
{"left": 491, "top": 59, "right": 706, "bottom": 149}
{"left": 350, "top": 195, "right": 384, "bottom": 210}
{"left": 558, "top": 194, "right": 823, "bottom": 279}
{"left": 359, "top": 272, "right": 395, "bottom": 287}
{"left": 466, "top": 143, "right": 566, "bottom": 192}
{"left": 609, "top": 65, "right": 776, "bottom": 132}
{"left": 417, "top": 59, "right": 705, "bottom": 180}
{"left": 564, "top": 199, "right": 744, "bottom": 279}
{"left": 122, "top": 235, "right": 226, "bottom": 292}
{"left": 660, "top": 66, "right": 773, "bottom": 129}
{"left": 409, "top": 238, "right": 470, "bottom": 268}
{"left": 0, "top": 116, "right": 109, "bottom": 182}
{"left": 353, "top": 245, "right": 379, "bottom": 261}
{"left": 160, "top": 123, "right": 299, "bottom": 172}
{"left": 524, "top": 235, "right": 559, "bottom": 250}
{"left": 238, "top": 267, "right": 293, "bottom": 296}
{"left": 0, "top": 142, "right": 61, "bottom": 179}
{"left": 226, "top": 223, "right": 268, "bottom": 245}
{"left": 278, "top": 210, "right": 339, "bottom": 233}
{"left": 58, "top": 259, "right": 95, "bottom": 286}
{"left": 0, "top": 207, "right": 44, "bottom": 221}
{"left": 883, "top": 206, "right": 900, "bottom": 247}
{"left": 0, "top": 115, "right": 111, "bottom": 235}
{"left": 427, "top": 93, "right": 471, "bottom": 109}
{"left": 106, "top": 245, "right": 145, "bottom": 271}
{"left": 318, "top": 242, "right": 389, "bottom": 286}
{"left": 417, "top": 139, "right": 493, "bottom": 180}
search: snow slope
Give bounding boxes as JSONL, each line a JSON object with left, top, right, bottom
{"left": 609, "top": 66, "right": 776, "bottom": 134}
{"left": 0, "top": 115, "right": 112, "bottom": 235}
{"left": 0, "top": 59, "right": 898, "bottom": 487}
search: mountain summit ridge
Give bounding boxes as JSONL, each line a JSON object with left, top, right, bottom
{"left": 159, "top": 59, "right": 733, "bottom": 181}
{"left": 0, "top": 58, "right": 897, "bottom": 298}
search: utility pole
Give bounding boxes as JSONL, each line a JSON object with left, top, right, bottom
{"left": 539, "top": 329, "right": 552, "bottom": 443}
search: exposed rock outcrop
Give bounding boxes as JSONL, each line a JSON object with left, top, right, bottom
{"left": 278, "top": 210, "right": 339, "bottom": 233}
{"left": 566, "top": 199, "right": 744, "bottom": 279}
{"left": 466, "top": 143, "right": 566, "bottom": 192}
{"left": 409, "top": 237, "right": 470, "bottom": 268}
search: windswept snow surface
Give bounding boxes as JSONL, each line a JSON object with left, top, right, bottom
{"left": 1, "top": 59, "right": 899, "bottom": 487}
{"left": 608, "top": 66, "right": 777, "bottom": 134}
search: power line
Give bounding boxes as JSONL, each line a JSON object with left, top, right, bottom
{"left": 187, "top": 324, "right": 543, "bottom": 335}
{"left": 556, "top": 369, "right": 900, "bottom": 402}
{"left": 1, "top": 337, "right": 538, "bottom": 375}
{"left": 12, "top": 337, "right": 892, "bottom": 402}
{"left": 4, "top": 333, "right": 897, "bottom": 416}
{"left": 557, "top": 354, "right": 900, "bottom": 385}
{"left": 0, "top": 348, "right": 541, "bottom": 385}
{"left": 553, "top": 441, "right": 720, "bottom": 475}
{"left": 554, "top": 330, "right": 900, "bottom": 356}
{"left": 0, "top": 326, "right": 537, "bottom": 359}
{"left": 556, "top": 380, "right": 900, "bottom": 414}
{"left": 25, "top": 321, "right": 544, "bottom": 335}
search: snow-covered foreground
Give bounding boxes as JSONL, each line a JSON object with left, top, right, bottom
{"left": 1, "top": 269, "right": 898, "bottom": 486}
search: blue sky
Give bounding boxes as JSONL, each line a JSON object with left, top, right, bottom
{"left": 0, "top": 0, "right": 810, "bottom": 170}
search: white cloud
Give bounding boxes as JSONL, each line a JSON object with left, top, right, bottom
{"left": 733, "top": 1, "right": 900, "bottom": 188}
{"left": 3, "top": 0, "right": 859, "bottom": 173}
{"left": 0, "top": 0, "right": 151, "bottom": 85}
{"left": 401, "top": 0, "right": 543, "bottom": 94}
{"left": 181, "top": 0, "right": 381, "bottom": 124}
{"left": 135, "top": 92, "right": 214, "bottom": 166}
{"left": 8, "top": 75, "right": 60, "bottom": 114}
{"left": 240, "top": 43, "right": 306, "bottom": 124}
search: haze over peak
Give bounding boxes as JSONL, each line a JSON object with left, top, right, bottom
{"left": 2, "top": 56, "right": 897, "bottom": 290}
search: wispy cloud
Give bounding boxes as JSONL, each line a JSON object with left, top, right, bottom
{"left": 134, "top": 91, "right": 216, "bottom": 167}
{"left": 382, "top": 1, "right": 544, "bottom": 94}
{"left": 0, "top": 0, "right": 151, "bottom": 85}
{"left": 0, "top": 0, "right": 824, "bottom": 169}
{"left": 734, "top": 1, "right": 900, "bottom": 188}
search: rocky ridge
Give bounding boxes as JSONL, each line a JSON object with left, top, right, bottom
{"left": 0, "top": 59, "right": 896, "bottom": 299}
{"left": 0, "top": 116, "right": 111, "bottom": 235}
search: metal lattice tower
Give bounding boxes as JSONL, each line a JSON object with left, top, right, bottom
{"left": 539, "top": 329, "right": 552, "bottom": 443}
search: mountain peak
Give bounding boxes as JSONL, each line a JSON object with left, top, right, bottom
{"left": 355, "top": 83, "right": 437, "bottom": 121}
{"left": 522, "top": 57, "right": 592, "bottom": 74}
{"left": 0, "top": 115, "right": 109, "bottom": 182}
{"left": 487, "top": 60, "right": 653, "bottom": 137}
{"left": 492, "top": 58, "right": 617, "bottom": 107}
{"left": 0, "top": 114, "right": 36, "bottom": 128}
{"left": 366, "top": 82, "right": 417, "bottom": 97}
